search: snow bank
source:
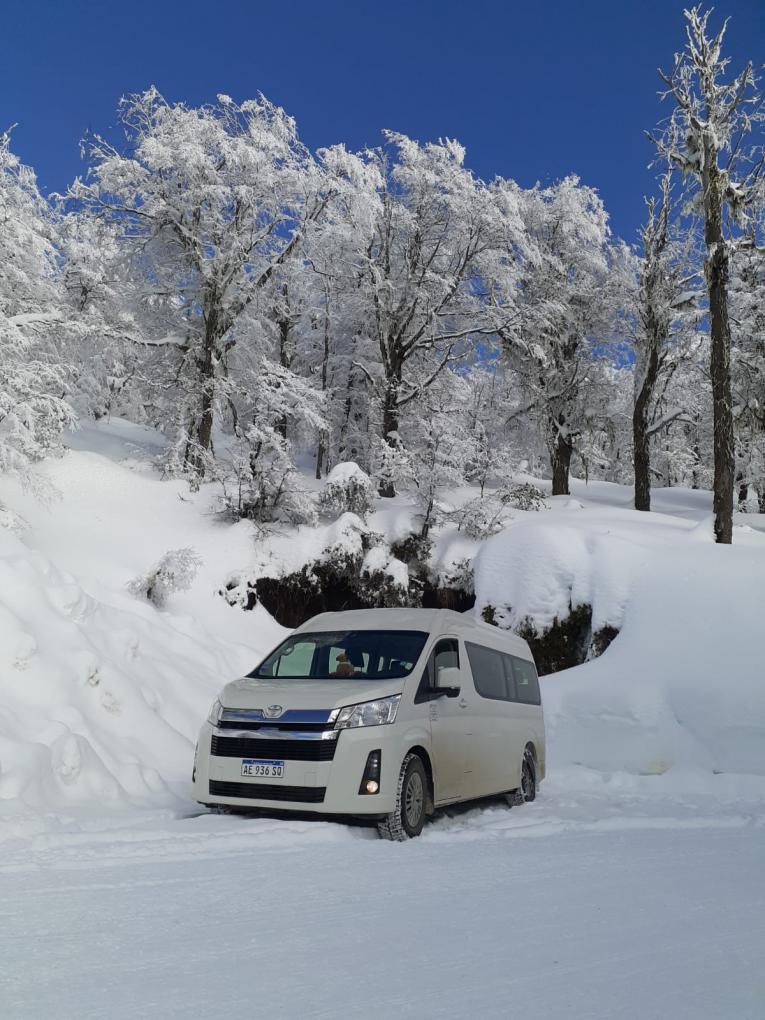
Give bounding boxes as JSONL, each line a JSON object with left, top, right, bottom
{"left": 0, "top": 526, "right": 237, "bottom": 813}
{"left": 543, "top": 531, "right": 765, "bottom": 779}
{"left": 473, "top": 506, "right": 688, "bottom": 633}
{"left": 0, "top": 420, "right": 283, "bottom": 823}
{"left": 474, "top": 500, "right": 765, "bottom": 782}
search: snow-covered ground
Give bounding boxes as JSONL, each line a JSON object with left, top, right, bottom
{"left": 1, "top": 419, "right": 764, "bottom": 1017}
{"left": 2, "top": 797, "right": 764, "bottom": 1019}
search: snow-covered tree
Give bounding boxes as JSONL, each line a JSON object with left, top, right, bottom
{"left": 72, "top": 89, "right": 331, "bottom": 479}
{"left": 650, "top": 5, "right": 764, "bottom": 543}
{"left": 460, "top": 369, "right": 516, "bottom": 497}
{"left": 631, "top": 173, "right": 702, "bottom": 510}
{"left": 338, "top": 134, "right": 507, "bottom": 495}
{"left": 0, "top": 131, "right": 74, "bottom": 483}
{"left": 492, "top": 176, "right": 616, "bottom": 495}
{"left": 296, "top": 144, "right": 382, "bottom": 477}
{"left": 128, "top": 547, "right": 202, "bottom": 607}
{"left": 56, "top": 206, "right": 149, "bottom": 422}
{"left": 405, "top": 371, "right": 475, "bottom": 538}
{"left": 319, "top": 461, "right": 376, "bottom": 519}
{"left": 215, "top": 359, "right": 324, "bottom": 525}
{"left": 731, "top": 226, "right": 765, "bottom": 509}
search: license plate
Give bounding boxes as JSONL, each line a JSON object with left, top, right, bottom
{"left": 241, "top": 758, "right": 285, "bottom": 778}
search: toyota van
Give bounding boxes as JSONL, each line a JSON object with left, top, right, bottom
{"left": 193, "top": 608, "right": 545, "bottom": 840}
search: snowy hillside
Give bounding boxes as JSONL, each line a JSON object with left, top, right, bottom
{"left": 1, "top": 421, "right": 764, "bottom": 1019}
{"left": 0, "top": 421, "right": 284, "bottom": 828}
{"left": 1, "top": 418, "right": 764, "bottom": 838}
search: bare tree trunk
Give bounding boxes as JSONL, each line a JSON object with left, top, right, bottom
{"left": 275, "top": 287, "right": 292, "bottom": 441}
{"left": 315, "top": 286, "right": 331, "bottom": 479}
{"left": 195, "top": 386, "right": 214, "bottom": 457}
{"left": 691, "top": 434, "right": 701, "bottom": 489}
{"left": 184, "top": 309, "right": 218, "bottom": 479}
{"left": 379, "top": 359, "right": 402, "bottom": 498}
{"left": 737, "top": 480, "right": 749, "bottom": 511}
{"left": 703, "top": 157, "right": 735, "bottom": 543}
{"left": 633, "top": 410, "right": 651, "bottom": 511}
{"left": 379, "top": 383, "right": 400, "bottom": 498}
{"left": 633, "top": 347, "right": 660, "bottom": 511}
{"left": 633, "top": 179, "right": 672, "bottom": 513}
{"left": 550, "top": 416, "right": 572, "bottom": 496}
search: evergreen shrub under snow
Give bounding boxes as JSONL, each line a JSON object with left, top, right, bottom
{"left": 319, "top": 462, "right": 376, "bottom": 519}
{"left": 449, "top": 484, "right": 548, "bottom": 539}
{"left": 128, "top": 548, "right": 202, "bottom": 608}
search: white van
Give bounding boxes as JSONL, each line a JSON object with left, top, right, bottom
{"left": 193, "top": 608, "right": 545, "bottom": 840}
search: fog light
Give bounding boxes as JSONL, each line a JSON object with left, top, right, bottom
{"left": 359, "top": 750, "right": 381, "bottom": 794}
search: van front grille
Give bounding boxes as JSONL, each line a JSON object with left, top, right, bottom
{"left": 209, "top": 780, "right": 326, "bottom": 804}
{"left": 210, "top": 734, "right": 338, "bottom": 762}
{"left": 217, "top": 719, "right": 335, "bottom": 733}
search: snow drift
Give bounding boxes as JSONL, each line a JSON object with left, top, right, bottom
{"left": 0, "top": 524, "right": 244, "bottom": 814}
{"left": 474, "top": 500, "right": 765, "bottom": 780}
{"left": 0, "top": 421, "right": 284, "bottom": 823}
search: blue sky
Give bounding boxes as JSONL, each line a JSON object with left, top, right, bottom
{"left": 2, "top": 0, "right": 763, "bottom": 243}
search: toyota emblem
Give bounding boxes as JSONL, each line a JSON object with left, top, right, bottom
{"left": 263, "top": 704, "right": 284, "bottom": 719}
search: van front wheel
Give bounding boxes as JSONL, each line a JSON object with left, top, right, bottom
{"left": 377, "top": 753, "right": 427, "bottom": 841}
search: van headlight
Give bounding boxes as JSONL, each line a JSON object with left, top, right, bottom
{"left": 207, "top": 699, "right": 222, "bottom": 726}
{"left": 334, "top": 695, "right": 401, "bottom": 729}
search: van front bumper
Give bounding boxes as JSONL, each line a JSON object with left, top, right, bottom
{"left": 192, "top": 721, "right": 402, "bottom": 816}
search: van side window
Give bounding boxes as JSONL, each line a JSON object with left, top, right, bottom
{"left": 501, "top": 654, "right": 517, "bottom": 700}
{"left": 465, "top": 642, "right": 508, "bottom": 701}
{"left": 415, "top": 639, "right": 459, "bottom": 703}
{"left": 511, "top": 655, "right": 541, "bottom": 705}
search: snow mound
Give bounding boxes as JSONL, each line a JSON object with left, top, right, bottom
{"left": 473, "top": 507, "right": 691, "bottom": 633}
{"left": 361, "top": 543, "right": 409, "bottom": 589}
{"left": 0, "top": 420, "right": 287, "bottom": 823}
{"left": 0, "top": 526, "right": 253, "bottom": 815}
{"left": 323, "top": 461, "right": 369, "bottom": 486}
{"left": 474, "top": 505, "right": 765, "bottom": 780}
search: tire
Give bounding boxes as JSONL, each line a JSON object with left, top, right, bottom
{"left": 206, "top": 803, "right": 235, "bottom": 815}
{"left": 521, "top": 747, "right": 536, "bottom": 802}
{"left": 377, "top": 753, "right": 428, "bottom": 841}
{"left": 505, "top": 748, "right": 536, "bottom": 807}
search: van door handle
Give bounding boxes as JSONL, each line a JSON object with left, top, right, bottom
{"left": 458, "top": 698, "right": 468, "bottom": 709}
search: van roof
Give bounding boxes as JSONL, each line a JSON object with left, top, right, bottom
{"left": 295, "top": 607, "right": 532, "bottom": 656}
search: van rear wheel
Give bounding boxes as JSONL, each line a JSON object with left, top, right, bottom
{"left": 505, "top": 748, "right": 536, "bottom": 807}
{"left": 377, "top": 753, "right": 427, "bottom": 841}
{"left": 521, "top": 748, "right": 536, "bottom": 802}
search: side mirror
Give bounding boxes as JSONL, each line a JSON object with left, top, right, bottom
{"left": 435, "top": 666, "right": 461, "bottom": 697}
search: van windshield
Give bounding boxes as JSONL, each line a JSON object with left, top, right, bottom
{"left": 251, "top": 630, "right": 428, "bottom": 681}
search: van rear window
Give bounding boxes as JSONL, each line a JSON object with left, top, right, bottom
{"left": 251, "top": 630, "right": 429, "bottom": 681}
{"left": 511, "top": 655, "right": 541, "bottom": 705}
{"left": 465, "top": 642, "right": 541, "bottom": 705}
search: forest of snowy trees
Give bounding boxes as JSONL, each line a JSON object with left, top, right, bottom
{"left": 1, "top": 7, "right": 763, "bottom": 543}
